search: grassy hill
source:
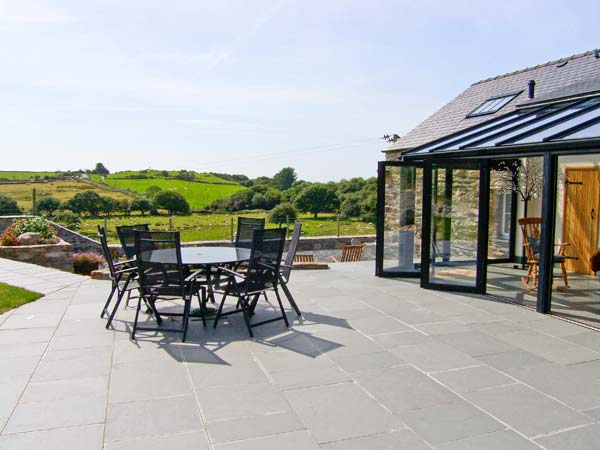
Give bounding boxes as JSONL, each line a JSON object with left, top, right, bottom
{"left": 91, "top": 170, "right": 246, "bottom": 209}
{"left": 95, "top": 178, "right": 245, "bottom": 209}
{"left": 0, "top": 169, "right": 247, "bottom": 211}
{"left": 0, "top": 171, "right": 65, "bottom": 181}
{"left": 94, "top": 170, "right": 236, "bottom": 185}
{"left": 0, "top": 180, "right": 135, "bottom": 210}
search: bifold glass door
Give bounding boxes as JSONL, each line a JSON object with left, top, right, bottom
{"left": 422, "top": 160, "right": 489, "bottom": 293}
{"left": 376, "top": 161, "right": 423, "bottom": 277}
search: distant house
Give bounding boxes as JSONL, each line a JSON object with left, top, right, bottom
{"left": 377, "top": 50, "right": 600, "bottom": 325}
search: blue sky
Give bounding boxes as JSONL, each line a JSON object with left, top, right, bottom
{"left": 1, "top": 0, "right": 599, "bottom": 181}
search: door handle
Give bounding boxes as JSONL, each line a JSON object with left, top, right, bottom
{"left": 592, "top": 208, "right": 596, "bottom": 221}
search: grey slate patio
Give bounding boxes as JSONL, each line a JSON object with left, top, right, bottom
{"left": 1, "top": 257, "right": 600, "bottom": 449}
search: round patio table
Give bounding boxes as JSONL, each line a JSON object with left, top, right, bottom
{"left": 147, "top": 246, "right": 251, "bottom": 266}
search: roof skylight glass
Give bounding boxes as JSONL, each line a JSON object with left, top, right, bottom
{"left": 466, "top": 92, "right": 520, "bottom": 118}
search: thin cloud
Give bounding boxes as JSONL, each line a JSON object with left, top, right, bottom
{"left": 0, "top": 0, "right": 71, "bottom": 24}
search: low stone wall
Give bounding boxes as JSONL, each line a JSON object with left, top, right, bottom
{"left": 0, "top": 238, "right": 73, "bottom": 272}
{"left": 1, "top": 216, "right": 376, "bottom": 261}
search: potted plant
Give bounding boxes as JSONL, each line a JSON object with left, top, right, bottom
{"left": 73, "top": 251, "right": 104, "bottom": 275}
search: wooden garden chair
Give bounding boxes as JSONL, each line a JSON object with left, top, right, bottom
{"left": 331, "top": 244, "right": 364, "bottom": 263}
{"left": 293, "top": 253, "right": 314, "bottom": 263}
{"left": 518, "top": 217, "right": 570, "bottom": 290}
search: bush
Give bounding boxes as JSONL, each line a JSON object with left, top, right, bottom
{"left": 0, "top": 195, "right": 20, "bottom": 215}
{"left": 54, "top": 211, "right": 82, "bottom": 231}
{"left": 0, "top": 228, "right": 18, "bottom": 246}
{"left": 73, "top": 251, "right": 104, "bottom": 275}
{"left": 12, "top": 217, "right": 55, "bottom": 240}
{"left": 268, "top": 202, "right": 298, "bottom": 224}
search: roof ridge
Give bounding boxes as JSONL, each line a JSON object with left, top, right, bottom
{"left": 471, "top": 50, "right": 596, "bottom": 86}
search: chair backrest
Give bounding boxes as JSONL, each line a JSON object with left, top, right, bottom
{"left": 294, "top": 253, "right": 314, "bottom": 263}
{"left": 235, "top": 217, "right": 265, "bottom": 249}
{"left": 245, "top": 228, "right": 286, "bottom": 291}
{"left": 134, "top": 230, "right": 185, "bottom": 298}
{"left": 116, "top": 224, "right": 151, "bottom": 259}
{"left": 340, "top": 244, "right": 364, "bottom": 262}
{"left": 281, "top": 222, "right": 302, "bottom": 281}
{"left": 518, "top": 217, "right": 541, "bottom": 260}
{"left": 97, "top": 225, "right": 115, "bottom": 278}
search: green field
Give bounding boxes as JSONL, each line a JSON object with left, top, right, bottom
{"left": 93, "top": 170, "right": 236, "bottom": 185}
{"left": 94, "top": 178, "right": 246, "bottom": 209}
{"left": 0, "top": 180, "right": 136, "bottom": 210}
{"left": 80, "top": 213, "right": 375, "bottom": 243}
{"left": 0, "top": 282, "right": 43, "bottom": 314}
{"left": 0, "top": 171, "right": 63, "bottom": 181}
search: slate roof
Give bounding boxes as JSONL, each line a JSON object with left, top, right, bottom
{"left": 387, "top": 50, "right": 600, "bottom": 152}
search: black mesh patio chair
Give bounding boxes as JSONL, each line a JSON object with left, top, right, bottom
{"left": 116, "top": 224, "right": 151, "bottom": 259}
{"left": 278, "top": 222, "right": 302, "bottom": 316}
{"left": 97, "top": 225, "right": 139, "bottom": 329}
{"left": 132, "top": 230, "right": 206, "bottom": 341}
{"left": 235, "top": 217, "right": 265, "bottom": 249}
{"left": 213, "top": 228, "right": 288, "bottom": 337}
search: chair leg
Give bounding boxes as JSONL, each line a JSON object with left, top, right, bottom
{"left": 100, "top": 282, "right": 118, "bottom": 318}
{"left": 213, "top": 291, "right": 229, "bottom": 329}
{"left": 240, "top": 296, "right": 254, "bottom": 338}
{"left": 131, "top": 296, "right": 143, "bottom": 340}
{"left": 280, "top": 281, "right": 301, "bottom": 316}
{"left": 274, "top": 288, "right": 289, "bottom": 327}
{"left": 560, "top": 262, "right": 569, "bottom": 288}
{"left": 182, "top": 296, "right": 192, "bottom": 342}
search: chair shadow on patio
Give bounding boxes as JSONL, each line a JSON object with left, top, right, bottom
{"left": 109, "top": 301, "right": 351, "bottom": 365}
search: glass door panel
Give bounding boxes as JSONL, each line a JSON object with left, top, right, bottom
{"left": 428, "top": 165, "right": 480, "bottom": 287}
{"left": 377, "top": 163, "right": 422, "bottom": 276}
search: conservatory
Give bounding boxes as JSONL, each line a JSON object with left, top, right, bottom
{"left": 377, "top": 94, "right": 600, "bottom": 328}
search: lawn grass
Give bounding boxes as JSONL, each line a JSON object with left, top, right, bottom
{"left": 0, "top": 180, "right": 136, "bottom": 211}
{"left": 94, "top": 178, "right": 246, "bottom": 209}
{"left": 0, "top": 282, "right": 43, "bottom": 314}
{"left": 80, "top": 212, "right": 375, "bottom": 243}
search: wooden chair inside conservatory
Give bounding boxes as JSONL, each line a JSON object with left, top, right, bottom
{"left": 518, "top": 217, "right": 570, "bottom": 290}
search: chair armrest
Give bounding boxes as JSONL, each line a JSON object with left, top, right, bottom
{"left": 114, "top": 258, "right": 135, "bottom": 267}
{"left": 114, "top": 266, "right": 138, "bottom": 276}
{"left": 555, "top": 242, "right": 571, "bottom": 255}
{"left": 216, "top": 266, "right": 247, "bottom": 280}
{"left": 185, "top": 268, "right": 206, "bottom": 283}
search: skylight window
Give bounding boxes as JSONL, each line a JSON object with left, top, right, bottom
{"left": 466, "top": 92, "right": 521, "bottom": 118}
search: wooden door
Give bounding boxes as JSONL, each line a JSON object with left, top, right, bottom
{"left": 562, "top": 167, "right": 600, "bottom": 274}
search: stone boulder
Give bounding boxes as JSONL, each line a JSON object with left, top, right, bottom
{"left": 17, "top": 232, "right": 41, "bottom": 245}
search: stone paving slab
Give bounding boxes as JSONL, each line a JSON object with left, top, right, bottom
{"left": 0, "top": 258, "right": 599, "bottom": 449}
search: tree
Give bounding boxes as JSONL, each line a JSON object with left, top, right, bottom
{"left": 251, "top": 193, "right": 268, "bottom": 209}
{"left": 294, "top": 184, "right": 340, "bottom": 218}
{"left": 0, "top": 195, "right": 20, "bottom": 215}
{"left": 98, "top": 196, "right": 117, "bottom": 217}
{"left": 92, "top": 162, "right": 110, "bottom": 175}
{"left": 153, "top": 191, "right": 190, "bottom": 215}
{"left": 37, "top": 197, "right": 61, "bottom": 216}
{"left": 161, "top": 170, "right": 169, "bottom": 178}
{"left": 272, "top": 167, "right": 297, "bottom": 190}
{"left": 130, "top": 198, "right": 152, "bottom": 216}
{"left": 63, "top": 190, "right": 102, "bottom": 216}
{"left": 340, "top": 198, "right": 361, "bottom": 218}
{"left": 268, "top": 202, "right": 298, "bottom": 224}
{"left": 117, "top": 199, "right": 131, "bottom": 214}
{"left": 145, "top": 185, "right": 162, "bottom": 198}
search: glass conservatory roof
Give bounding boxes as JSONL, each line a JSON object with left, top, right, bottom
{"left": 405, "top": 97, "right": 600, "bottom": 158}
